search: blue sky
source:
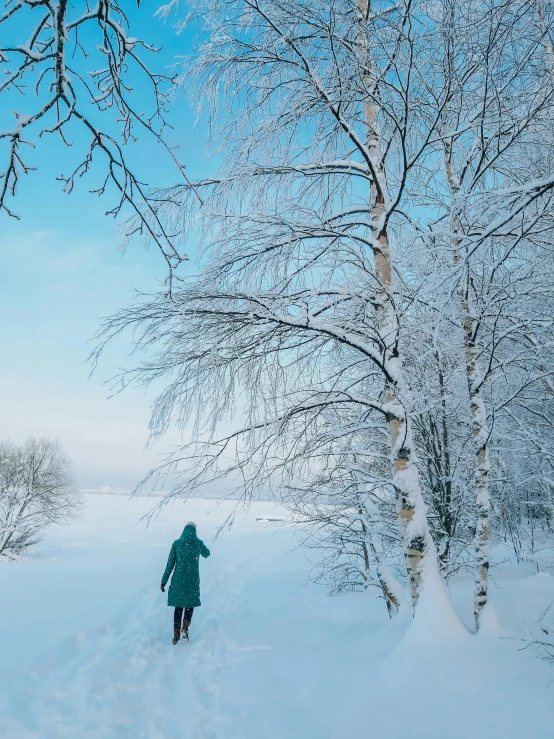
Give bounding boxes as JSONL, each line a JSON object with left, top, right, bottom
{"left": 0, "top": 5, "right": 211, "bottom": 489}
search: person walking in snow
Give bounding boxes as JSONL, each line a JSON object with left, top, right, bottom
{"left": 161, "top": 522, "right": 211, "bottom": 644}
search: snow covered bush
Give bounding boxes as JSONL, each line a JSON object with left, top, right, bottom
{"left": 0, "top": 438, "right": 81, "bottom": 559}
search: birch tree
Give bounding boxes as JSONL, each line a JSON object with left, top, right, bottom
{"left": 417, "top": 0, "right": 554, "bottom": 626}
{"left": 91, "top": 0, "right": 554, "bottom": 620}
{"left": 95, "top": 0, "right": 461, "bottom": 608}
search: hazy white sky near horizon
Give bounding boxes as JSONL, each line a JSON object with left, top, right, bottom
{"left": 0, "top": 6, "right": 213, "bottom": 490}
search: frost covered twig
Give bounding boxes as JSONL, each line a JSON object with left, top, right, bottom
{"left": 0, "top": 0, "right": 188, "bottom": 279}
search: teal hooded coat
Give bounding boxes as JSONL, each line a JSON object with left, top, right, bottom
{"left": 161, "top": 525, "right": 210, "bottom": 608}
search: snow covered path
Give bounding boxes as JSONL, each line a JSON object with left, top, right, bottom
{"left": 0, "top": 495, "right": 553, "bottom": 738}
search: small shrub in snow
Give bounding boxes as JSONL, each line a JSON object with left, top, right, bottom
{"left": 529, "top": 602, "right": 554, "bottom": 665}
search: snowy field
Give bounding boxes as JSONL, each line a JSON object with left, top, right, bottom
{"left": 0, "top": 494, "right": 552, "bottom": 739}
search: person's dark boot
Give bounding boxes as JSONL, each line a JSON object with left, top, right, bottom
{"left": 182, "top": 619, "right": 190, "bottom": 641}
{"left": 172, "top": 626, "right": 180, "bottom": 645}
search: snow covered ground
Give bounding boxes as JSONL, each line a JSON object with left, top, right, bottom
{"left": 0, "top": 494, "right": 552, "bottom": 739}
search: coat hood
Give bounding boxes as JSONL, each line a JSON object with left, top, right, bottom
{"left": 179, "top": 524, "right": 199, "bottom": 543}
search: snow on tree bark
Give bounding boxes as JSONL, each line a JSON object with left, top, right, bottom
{"left": 360, "top": 0, "right": 437, "bottom": 607}
{"left": 444, "top": 140, "right": 491, "bottom": 628}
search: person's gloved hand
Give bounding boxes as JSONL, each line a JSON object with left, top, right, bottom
{"left": 160, "top": 583, "right": 165, "bottom": 592}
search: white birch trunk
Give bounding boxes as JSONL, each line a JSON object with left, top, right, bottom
{"left": 444, "top": 144, "right": 491, "bottom": 629}
{"left": 340, "top": 441, "right": 404, "bottom": 612}
{"left": 360, "top": 0, "right": 438, "bottom": 607}
{"left": 357, "top": 495, "right": 403, "bottom": 613}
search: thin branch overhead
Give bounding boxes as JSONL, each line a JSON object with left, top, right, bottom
{"left": 0, "top": 0, "right": 189, "bottom": 279}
